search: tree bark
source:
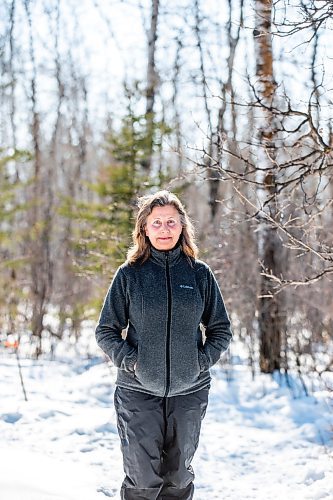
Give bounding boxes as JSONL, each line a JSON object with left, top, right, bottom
{"left": 143, "top": 0, "right": 160, "bottom": 171}
{"left": 254, "top": 0, "right": 284, "bottom": 373}
{"left": 24, "top": 0, "right": 52, "bottom": 357}
{"left": 9, "top": 0, "right": 18, "bottom": 179}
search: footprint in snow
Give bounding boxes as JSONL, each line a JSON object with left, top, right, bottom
{"left": 1, "top": 412, "right": 22, "bottom": 423}
{"left": 97, "top": 486, "right": 117, "bottom": 497}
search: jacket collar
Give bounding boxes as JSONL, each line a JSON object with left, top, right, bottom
{"left": 150, "top": 244, "right": 182, "bottom": 268}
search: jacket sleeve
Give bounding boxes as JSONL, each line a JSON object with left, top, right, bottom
{"left": 198, "top": 267, "right": 232, "bottom": 371}
{"left": 95, "top": 267, "right": 138, "bottom": 372}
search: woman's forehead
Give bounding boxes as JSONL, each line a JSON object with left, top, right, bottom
{"left": 149, "top": 205, "right": 180, "bottom": 218}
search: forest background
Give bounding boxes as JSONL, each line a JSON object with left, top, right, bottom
{"left": 0, "top": 0, "right": 332, "bottom": 385}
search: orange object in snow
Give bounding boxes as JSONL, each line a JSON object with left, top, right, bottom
{"left": 4, "top": 340, "right": 19, "bottom": 349}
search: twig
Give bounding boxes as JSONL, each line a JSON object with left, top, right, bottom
{"left": 15, "top": 345, "right": 28, "bottom": 401}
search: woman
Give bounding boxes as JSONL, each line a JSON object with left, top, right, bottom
{"left": 95, "top": 190, "right": 232, "bottom": 500}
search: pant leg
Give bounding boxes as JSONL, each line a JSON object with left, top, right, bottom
{"left": 114, "top": 386, "right": 165, "bottom": 500}
{"left": 159, "top": 386, "right": 209, "bottom": 500}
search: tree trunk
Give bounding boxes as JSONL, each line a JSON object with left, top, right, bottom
{"left": 9, "top": 0, "right": 18, "bottom": 180}
{"left": 24, "top": 0, "right": 52, "bottom": 358}
{"left": 254, "top": 0, "right": 284, "bottom": 373}
{"left": 208, "top": 0, "right": 243, "bottom": 220}
{"left": 143, "top": 0, "right": 160, "bottom": 171}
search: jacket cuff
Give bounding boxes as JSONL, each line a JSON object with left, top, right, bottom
{"left": 121, "top": 350, "right": 138, "bottom": 373}
{"left": 198, "top": 349, "right": 210, "bottom": 373}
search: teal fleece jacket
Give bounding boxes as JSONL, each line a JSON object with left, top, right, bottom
{"left": 95, "top": 245, "right": 232, "bottom": 397}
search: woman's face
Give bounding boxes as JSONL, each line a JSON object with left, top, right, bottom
{"left": 145, "top": 205, "right": 183, "bottom": 251}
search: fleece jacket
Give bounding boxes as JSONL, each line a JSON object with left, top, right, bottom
{"left": 95, "top": 245, "right": 232, "bottom": 397}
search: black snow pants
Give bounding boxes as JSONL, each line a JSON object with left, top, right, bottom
{"left": 114, "top": 385, "right": 209, "bottom": 500}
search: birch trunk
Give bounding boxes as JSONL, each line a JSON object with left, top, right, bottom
{"left": 143, "top": 0, "right": 160, "bottom": 171}
{"left": 254, "top": 0, "right": 284, "bottom": 373}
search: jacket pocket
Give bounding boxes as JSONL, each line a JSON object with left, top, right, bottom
{"left": 122, "top": 348, "right": 138, "bottom": 373}
{"left": 133, "top": 341, "right": 144, "bottom": 382}
{"left": 132, "top": 338, "right": 166, "bottom": 394}
{"left": 198, "top": 348, "right": 210, "bottom": 373}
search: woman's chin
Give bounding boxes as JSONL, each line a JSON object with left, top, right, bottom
{"left": 153, "top": 238, "right": 175, "bottom": 250}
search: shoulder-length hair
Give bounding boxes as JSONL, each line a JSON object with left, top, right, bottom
{"left": 126, "top": 190, "right": 198, "bottom": 264}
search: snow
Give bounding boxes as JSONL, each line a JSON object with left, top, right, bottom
{"left": 1, "top": 353, "right": 332, "bottom": 500}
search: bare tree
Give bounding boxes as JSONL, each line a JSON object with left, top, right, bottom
{"left": 8, "top": 0, "right": 18, "bottom": 180}
{"left": 171, "top": 35, "right": 184, "bottom": 172}
{"left": 252, "top": 0, "right": 285, "bottom": 373}
{"left": 142, "top": 0, "right": 160, "bottom": 171}
{"left": 23, "top": 0, "right": 54, "bottom": 357}
{"left": 194, "top": 0, "right": 244, "bottom": 220}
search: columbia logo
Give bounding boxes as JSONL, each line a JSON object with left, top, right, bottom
{"left": 179, "top": 285, "right": 194, "bottom": 289}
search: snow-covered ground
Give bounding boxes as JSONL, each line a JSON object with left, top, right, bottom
{"left": 1, "top": 351, "right": 332, "bottom": 500}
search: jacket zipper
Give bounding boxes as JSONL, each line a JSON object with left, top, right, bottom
{"left": 164, "top": 252, "right": 172, "bottom": 397}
